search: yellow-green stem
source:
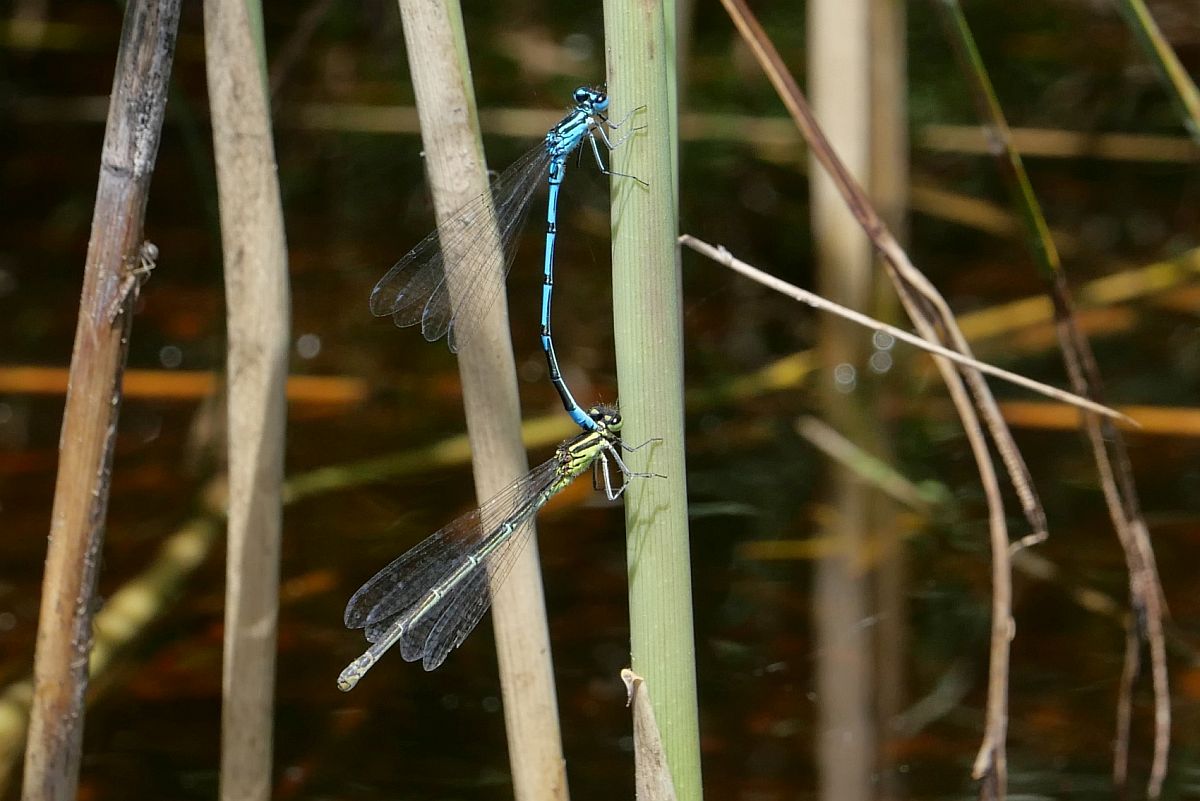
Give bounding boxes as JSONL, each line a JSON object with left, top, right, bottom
{"left": 603, "top": 1, "right": 701, "bottom": 799}
{"left": 1113, "top": 0, "right": 1200, "bottom": 144}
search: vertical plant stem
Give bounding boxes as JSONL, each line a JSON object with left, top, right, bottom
{"left": 1112, "top": 0, "right": 1200, "bottom": 144}
{"left": 807, "top": 1, "right": 876, "bottom": 801}
{"left": 602, "top": 3, "right": 702, "bottom": 800}
{"left": 869, "top": 0, "right": 908, "bottom": 239}
{"left": 21, "top": 1, "right": 182, "bottom": 799}
{"left": 392, "top": 2, "right": 568, "bottom": 799}
{"left": 203, "top": 1, "right": 290, "bottom": 799}
{"left": 867, "top": 3, "right": 910, "bottom": 795}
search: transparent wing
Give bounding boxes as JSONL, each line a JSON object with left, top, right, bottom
{"left": 396, "top": 547, "right": 505, "bottom": 669}
{"left": 370, "top": 143, "right": 552, "bottom": 353}
{"left": 347, "top": 455, "right": 570, "bottom": 670}
{"left": 343, "top": 453, "right": 556, "bottom": 642}
{"left": 407, "top": 479, "right": 567, "bottom": 670}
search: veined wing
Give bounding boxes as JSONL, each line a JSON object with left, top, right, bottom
{"left": 369, "top": 143, "right": 552, "bottom": 353}
{"left": 349, "top": 455, "right": 566, "bottom": 671}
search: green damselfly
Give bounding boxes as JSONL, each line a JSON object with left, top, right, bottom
{"left": 338, "top": 406, "right": 655, "bottom": 691}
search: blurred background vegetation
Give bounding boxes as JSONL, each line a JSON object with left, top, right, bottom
{"left": 1, "top": 0, "right": 1198, "bottom": 798}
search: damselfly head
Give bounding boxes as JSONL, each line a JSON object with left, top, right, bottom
{"left": 573, "top": 86, "right": 609, "bottom": 113}
{"left": 586, "top": 405, "right": 622, "bottom": 433}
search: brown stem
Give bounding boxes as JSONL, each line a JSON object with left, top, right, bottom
{"left": 20, "top": 2, "right": 181, "bottom": 800}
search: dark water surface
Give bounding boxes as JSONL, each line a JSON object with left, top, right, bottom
{"left": 2, "top": 0, "right": 1199, "bottom": 799}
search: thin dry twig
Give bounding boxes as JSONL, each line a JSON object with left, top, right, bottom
{"left": 935, "top": 2, "right": 1170, "bottom": 793}
{"left": 715, "top": 0, "right": 1037, "bottom": 794}
{"left": 20, "top": 2, "right": 181, "bottom": 800}
{"left": 718, "top": 0, "right": 1043, "bottom": 527}
{"left": 679, "top": 235, "right": 1133, "bottom": 423}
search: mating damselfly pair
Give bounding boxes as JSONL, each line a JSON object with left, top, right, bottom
{"left": 339, "top": 88, "right": 653, "bottom": 689}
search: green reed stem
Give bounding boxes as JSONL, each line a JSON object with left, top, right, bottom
{"left": 1113, "top": 0, "right": 1200, "bottom": 145}
{"left": 603, "top": 1, "right": 702, "bottom": 799}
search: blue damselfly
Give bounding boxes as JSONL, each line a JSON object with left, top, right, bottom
{"left": 370, "top": 87, "right": 644, "bottom": 432}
